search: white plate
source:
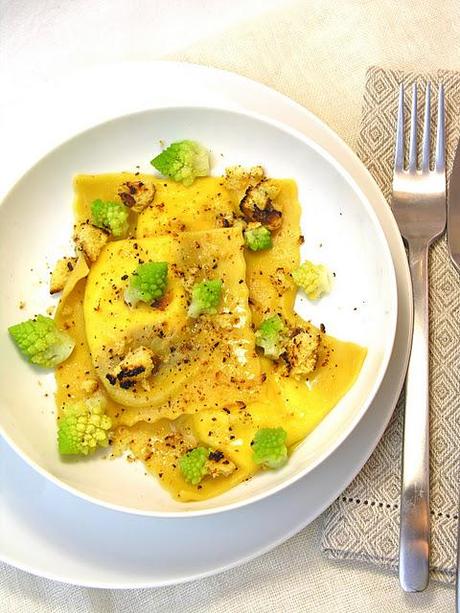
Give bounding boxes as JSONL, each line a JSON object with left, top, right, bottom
{"left": 0, "top": 62, "right": 411, "bottom": 586}
{"left": 0, "top": 104, "right": 397, "bottom": 515}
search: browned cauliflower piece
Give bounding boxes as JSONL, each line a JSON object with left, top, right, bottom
{"left": 240, "top": 180, "right": 282, "bottom": 231}
{"left": 223, "top": 165, "right": 282, "bottom": 231}
{"left": 50, "top": 256, "right": 78, "bottom": 294}
{"left": 245, "top": 181, "right": 280, "bottom": 208}
{"left": 81, "top": 377, "right": 99, "bottom": 394}
{"left": 73, "top": 222, "right": 109, "bottom": 263}
{"left": 281, "top": 329, "right": 320, "bottom": 379}
{"left": 106, "top": 346, "right": 159, "bottom": 389}
{"left": 118, "top": 180, "right": 156, "bottom": 213}
{"left": 206, "top": 450, "right": 236, "bottom": 478}
{"left": 216, "top": 211, "right": 238, "bottom": 228}
{"left": 223, "top": 165, "right": 265, "bottom": 192}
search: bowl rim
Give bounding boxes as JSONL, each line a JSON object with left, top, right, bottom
{"left": 0, "top": 103, "right": 398, "bottom": 518}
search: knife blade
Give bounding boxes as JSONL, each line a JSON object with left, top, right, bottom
{"left": 448, "top": 138, "right": 460, "bottom": 272}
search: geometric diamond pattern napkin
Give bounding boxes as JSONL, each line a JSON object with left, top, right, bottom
{"left": 321, "top": 67, "right": 460, "bottom": 584}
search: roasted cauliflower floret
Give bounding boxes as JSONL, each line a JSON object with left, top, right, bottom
{"left": 216, "top": 211, "right": 237, "bottom": 228}
{"left": 282, "top": 329, "right": 320, "bottom": 378}
{"left": 73, "top": 222, "right": 109, "bottom": 263}
{"left": 106, "top": 346, "right": 159, "bottom": 389}
{"left": 206, "top": 450, "right": 236, "bottom": 478}
{"left": 223, "top": 165, "right": 265, "bottom": 192}
{"left": 50, "top": 256, "right": 78, "bottom": 294}
{"left": 240, "top": 180, "right": 282, "bottom": 231}
{"left": 81, "top": 377, "right": 99, "bottom": 394}
{"left": 245, "top": 180, "right": 280, "bottom": 209}
{"left": 118, "top": 180, "right": 156, "bottom": 213}
{"left": 223, "top": 165, "right": 282, "bottom": 231}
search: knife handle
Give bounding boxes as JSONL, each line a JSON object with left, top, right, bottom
{"left": 399, "top": 241, "right": 430, "bottom": 592}
{"left": 456, "top": 493, "right": 460, "bottom": 612}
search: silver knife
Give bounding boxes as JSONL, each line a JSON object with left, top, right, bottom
{"left": 457, "top": 500, "right": 460, "bottom": 613}
{"left": 448, "top": 137, "right": 460, "bottom": 272}
{"left": 449, "top": 141, "right": 460, "bottom": 611}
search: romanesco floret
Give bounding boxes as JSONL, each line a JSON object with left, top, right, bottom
{"left": 251, "top": 427, "right": 288, "bottom": 469}
{"left": 188, "top": 279, "right": 223, "bottom": 318}
{"left": 9, "top": 315, "right": 75, "bottom": 368}
{"left": 292, "top": 260, "right": 332, "bottom": 300}
{"left": 151, "top": 140, "right": 210, "bottom": 187}
{"left": 244, "top": 224, "right": 272, "bottom": 251}
{"left": 180, "top": 447, "right": 210, "bottom": 485}
{"left": 58, "top": 395, "right": 112, "bottom": 456}
{"left": 254, "top": 314, "right": 286, "bottom": 359}
{"left": 124, "top": 261, "right": 168, "bottom": 307}
{"left": 91, "top": 199, "right": 129, "bottom": 238}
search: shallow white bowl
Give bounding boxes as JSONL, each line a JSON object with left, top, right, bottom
{"left": 0, "top": 106, "right": 397, "bottom": 516}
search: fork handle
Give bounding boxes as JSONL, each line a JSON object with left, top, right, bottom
{"left": 399, "top": 240, "right": 430, "bottom": 592}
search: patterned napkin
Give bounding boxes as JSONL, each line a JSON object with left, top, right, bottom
{"left": 321, "top": 67, "right": 460, "bottom": 584}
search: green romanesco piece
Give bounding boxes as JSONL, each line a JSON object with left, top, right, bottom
{"left": 58, "top": 396, "right": 112, "bottom": 456}
{"left": 292, "top": 260, "right": 332, "bottom": 300}
{"left": 179, "top": 447, "right": 210, "bottom": 485}
{"left": 244, "top": 224, "right": 273, "bottom": 251}
{"left": 188, "top": 279, "right": 223, "bottom": 318}
{"left": 91, "top": 199, "right": 129, "bottom": 238}
{"left": 254, "top": 314, "right": 286, "bottom": 359}
{"left": 251, "top": 427, "right": 288, "bottom": 469}
{"left": 9, "top": 315, "right": 75, "bottom": 368}
{"left": 124, "top": 261, "right": 168, "bottom": 307}
{"left": 151, "top": 140, "right": 210, "bottom": 187}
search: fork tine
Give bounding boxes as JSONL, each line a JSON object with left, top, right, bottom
{"left": 394, "top": 84, "right": 405, "bottom": 172}
{"left": 408, "top": 83, "right": 418, "bottom": 172}
{"left": 421, "top": 83, "right": 431, "bottom": 172}
{"left": 435, "top": 84, "right": 445, "bottom": 172}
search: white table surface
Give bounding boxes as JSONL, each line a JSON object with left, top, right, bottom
{"left": 1, "top": 1, "right": 458, "bottom": 611}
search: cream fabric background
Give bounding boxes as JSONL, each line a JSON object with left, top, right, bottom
{"left": 1, "top": 1, "right": 459, "bottom": 611}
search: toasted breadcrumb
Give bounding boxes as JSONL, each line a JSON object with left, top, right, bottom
{"left": 206, "top": 451, "right": 236, "bottom": 478}
{"left": 118, "top": 180, "right": 156, "bottom": 213}
{"left": 50, "top": 257, "right": 78, "bottom": 294}
{"left": 108, "top": 346, "right": 159, "bottom": 389}
{"left": 281, "top": 330, "right": 319, "bottom": 378}
{"left": 73, "top": 222, "right": 108, "bottom": 262}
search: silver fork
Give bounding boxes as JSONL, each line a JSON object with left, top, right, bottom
{"left": 393, "top": 82, "right": 446, "bottom": 592}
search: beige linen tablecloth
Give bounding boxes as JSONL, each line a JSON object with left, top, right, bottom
{"left": 1, "top": 1, "right": 459, "bottom": 611}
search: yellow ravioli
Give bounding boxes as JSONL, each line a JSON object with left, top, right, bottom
{"left": 54, "top": 171, "right": 366, "bottom": 503}
{"left": 83, "top": 227, "right": 262, "bottom": 424}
